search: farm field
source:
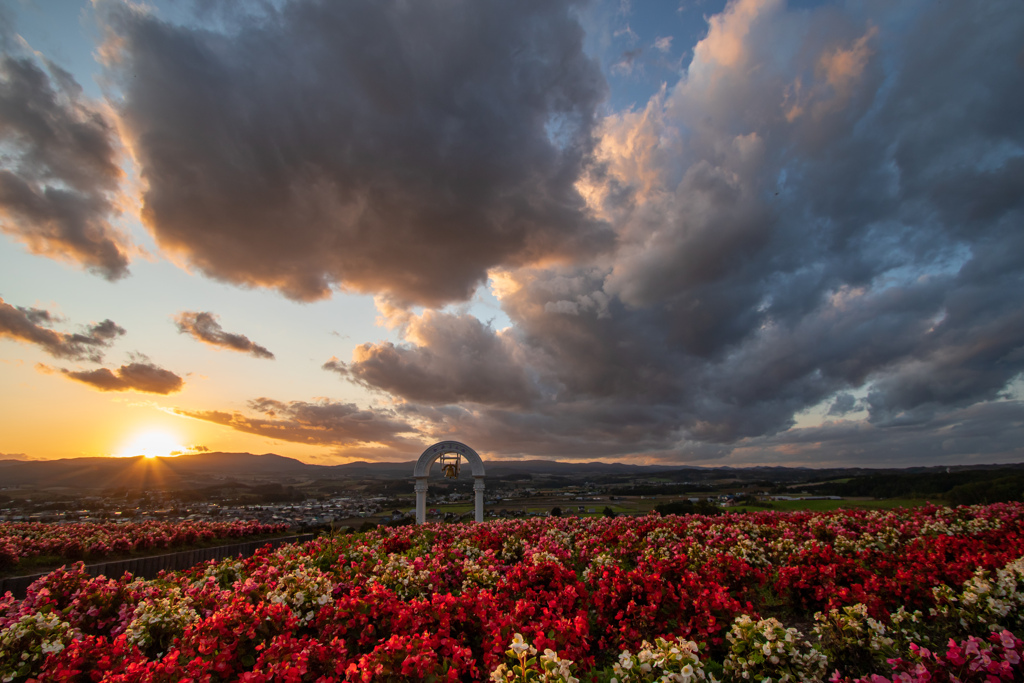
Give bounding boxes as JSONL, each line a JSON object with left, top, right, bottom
{"left": 1, "top": 504, "right": 1022, "bottom": 682}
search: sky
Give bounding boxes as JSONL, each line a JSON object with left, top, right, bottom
{"left": 1, "top": 0, "right": 1022, "bottom": 468}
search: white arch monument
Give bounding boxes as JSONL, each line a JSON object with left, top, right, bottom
{"left": 413, "top": 441, "right": 485, "bottom": 524}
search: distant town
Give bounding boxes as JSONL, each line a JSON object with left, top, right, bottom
{"left": 0, "top": 486, "right": 844, "bottom": 528}
{"left": 2, "top": 451, "right": 1022, "bottom": 536}
{"left": 4, "top": 463, "right": 1022, "bottom": 532}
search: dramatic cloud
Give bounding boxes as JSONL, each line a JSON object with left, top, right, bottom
{"left": 827, "top": 393, "right": 859, "bottom": 417}
{"left": 177, "top": 398, "right": 419, "bottom": 453}
{"left": 0, "top": 53, "right": 129, "bottom": 278}
{"left": 4, "top": 0, "right": 1019, "bottom": 466}
{"left": 174, "top": 311, "right": 274, "bottom": 359}
{"left": 99, "top": 0, "right": 611, "bottom": 306}
{"left": 325, "top": 310, "right": 538, "bottom": 408}
{"left": 727, "top": 401, "right": 1024, "bottom": 468}
{"left": 0, "top": 297, "right": 125, "bottom": 361}
{"left": 330, "top": 0, "right": 1024, "bottom": 464}
{"left": 395, "top": 399, "right": 697, "bottom": 461}
{"left": 61, "top": 361, "right": 183, "bottom": 394}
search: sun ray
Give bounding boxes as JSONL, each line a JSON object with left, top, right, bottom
{"left": 116, "top": 431, "right": 185, "bottom": 459}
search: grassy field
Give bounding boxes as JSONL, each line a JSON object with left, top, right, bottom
{"left": 728, "top": 498, "right": 933, "bottom": 513}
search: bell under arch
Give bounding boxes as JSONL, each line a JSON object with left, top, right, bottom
{"left": 413, "top": 441, "right": 485, "bottom": 524}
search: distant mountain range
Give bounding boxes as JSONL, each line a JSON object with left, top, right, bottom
{"left": 1, "top": 451, "right": 1021, "bottom": 492}
{"left": 0, "top": 451, "right": 702, "bottom": 490}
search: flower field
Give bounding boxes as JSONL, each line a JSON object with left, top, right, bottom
{"left": 1, "top": 504, "right": 1023, "bottom": 682}
{"left": 0, "top": 521, "right": 290, "bottom": 572}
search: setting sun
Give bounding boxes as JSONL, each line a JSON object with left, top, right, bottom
{"left": 116, "top": 431, "right": 186, "bottom": 459}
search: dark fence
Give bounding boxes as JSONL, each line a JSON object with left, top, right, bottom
{"left": 0, "top": 533, "right": 316, "bottom": 599}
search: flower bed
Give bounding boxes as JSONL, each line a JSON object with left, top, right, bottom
{"left": 0, "top": 520, "right": 290, "bottom": 573}
{"left": 0, "top": 504, "right": 1022, "bottom": 681}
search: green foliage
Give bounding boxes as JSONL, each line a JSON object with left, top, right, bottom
{"left": 812, "top": 604, "right": 896, "bottom": 677}
{"left": 810, "top": 468, "right": 1024, "bottom": 501}
{"left": 722, "top": 616, "right": 828, "bottom": 683}
{"left": 0, "top": 612, "right": 76, "bottom": 682}
{"left": 653, "top": 499, "right": 722, "bottom": 516}
{"left": 491, "top": 634, "right": 579, "bottom": 683}
{"left": 596, "top": 636, "right": 710, "bottom": 682}
{"left": 947, "top": 474, "right": 1024, "bottom": 506}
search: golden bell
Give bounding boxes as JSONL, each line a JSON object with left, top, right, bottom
{"left": 439, "top": 452, "right": 461, "bottom": 478}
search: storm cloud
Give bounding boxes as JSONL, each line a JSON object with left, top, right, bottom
{"left": 324, "top": 310, "right": 538, "bottom": 408}
{"left": 61, "top": 360, "right": 184, "bottom": 394}
{"left": 0, "top": 297, "right": 125, "bottom": 362}
{"left": 727, "top": 401, "right": 1024, "bottom": 468}
{"left": 0, "top": 54, "right": 130, "bottom": 279}
{"left": 99, "top": 0, "right": 611, "bottom": 306}
{"left": 331, "top": 0, "right": 1024, "bottom": 464}
{"left": 4, "top": 0, "right": 1021, "bottom": 466}
{"left": 174, "top": 311, "right": 274, "bottom": 359}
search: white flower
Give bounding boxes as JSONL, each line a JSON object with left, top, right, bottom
{"left": 510, "top": 633, "right": 534, "bottom": 656}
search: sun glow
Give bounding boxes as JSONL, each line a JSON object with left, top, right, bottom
{"left": 116, "top": 431, "right": 186, "bottom": 459}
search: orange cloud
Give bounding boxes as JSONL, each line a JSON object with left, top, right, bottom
{"left": 60, "top": 362, "right": 184, "bottom": 394}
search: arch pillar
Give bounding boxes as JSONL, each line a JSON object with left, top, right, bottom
{"left": 474, "top": 476, "right": 485, "bottom": 523}
{"left": 415, "top": 477, "right": 429, "bottom": 525}
{"left": 412, "top": 441, "right": 485, "bottom": 525}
